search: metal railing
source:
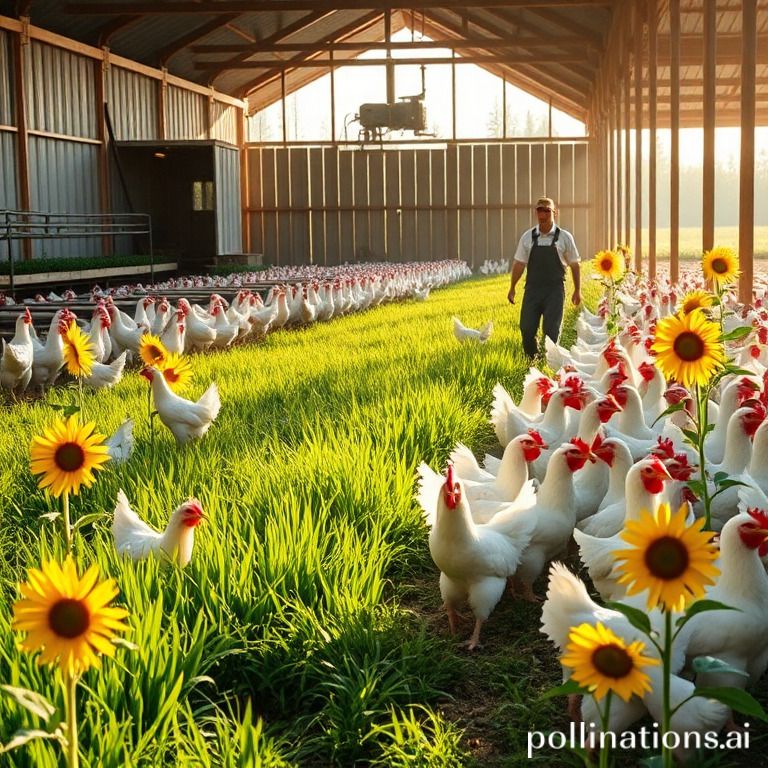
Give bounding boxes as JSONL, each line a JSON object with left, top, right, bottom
{"left": 0, "top": 210, "right": 154, "bottom": 291}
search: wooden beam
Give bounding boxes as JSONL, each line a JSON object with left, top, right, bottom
{"left": 204, "top": 9, "right": 334, "bottom": 84}
{"left": 623, "top": 20, "right": 630, "bottom": 246}
{"left": 670, "top": 0, "right": 680, "bottom": 284}
{"left": 192, "top": 35, "right": 597, "bottom": 53}
{"left": 522, "top": 7, "right": 605, "bottom": 48}
{"left": 96, "top": 14, "right": 143, "bottom": 46}
{"left": 194, "top": 53, "right": 590, "bottom": 69}
{"left": 158, "top": 13, "right": 241, "bottom": 67}
{"left": 702, "top": 0, "right": 715, "bottom": 253}
{"left": 64, "top": 0, "right": 617, "bottom": 13}
{"left": 238, "top": 11, "right": 381, "bottom": 92}
{"left": 740, "top": 0, "right": 756, "bottom": 304}
{"left": 648, "top": 0, "right": 657, "bottom": 280}
{"left": 94, "top": 49, "right": 112, "bottom": 255}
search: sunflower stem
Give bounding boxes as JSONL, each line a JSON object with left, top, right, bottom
{"left": 77, "top": 376, "right": 84, "bottom": 419}
{"left": 598, "top": 690, "right": 612, "bottom": 768}
{"left": 662, "top": 609, "right": 673, "bottom": 768}
{"left": 64, "top": 670, "right": 79, "bottom": 768}
{"left": 696, "top": 383, "right": 713, "bottom": 531}
{"left": 62, "top": 491, "right": 72, "bottom": 553}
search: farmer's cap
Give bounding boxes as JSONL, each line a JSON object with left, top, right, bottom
{"left": 535, "top": 196, "right": 556, "bottom": 211}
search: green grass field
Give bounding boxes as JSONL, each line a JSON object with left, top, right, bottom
{"left": 629, "top": 226, "right": 768, "bottom": 260}
{"left": 0, "top": 274, "right": 765, "bottom": 767}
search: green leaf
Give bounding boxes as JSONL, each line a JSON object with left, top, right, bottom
{"left": 686, "top": 479, "right": 706, "bottom": 497}
{"left": 711, "top": 479, "right": 749, "bottom": 500}
{"left": 651, "top": 401, "right": 685, "bottom": 427}
{"left": 605, "top": 601, "right": 652, "bottom": 635}
{"left": 676, "top": 600, "right": 739, "bottom": 628}
{"left": 692, "top": 656, "right": 749, "bottom": 679}
{"left": 694, "top": 687, "right": 768, "bottom": 722}
{"left": 713, "top": 471, "right": 729, "bottom": 483}
{"left": 721, "top": 326, "right": 754, "bottom": 342}
{"left": 0, "top": 729, "right": 62, "bottom": 754}
{"left": 724, "top": 366, "right": 758, "bottom": 377}
{"left": 0, "top": 686, "right": 56, "bottom": 723}
{"left": 682, "top": 428, "right": 700, "bottom": 445}
{"left": 72, "top": 512, "right": 109, "bottom": 532}
{"left": 49, "top": 404, "right": 80, "bottom": 418}
{"left": 539, "top": 679, "right": 586, "bottom": 700}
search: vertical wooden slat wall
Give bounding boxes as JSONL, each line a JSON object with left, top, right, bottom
{"left": 245, "top": 142, "right": 590, "bottom": 266}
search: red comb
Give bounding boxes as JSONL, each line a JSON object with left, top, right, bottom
{"left": 639, "top": 361, "right": 655, "bottom": 382}
{"left": 527, "top": 429, "right": 545, "bottom": 446}
{"left": 569, "top": 437, "right": 591, "bottom": 454}
{"left": 652, "top": 436, "right": 676, "bottom": 459}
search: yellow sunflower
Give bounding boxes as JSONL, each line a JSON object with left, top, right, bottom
{"left": 592, "top": 250, "right": 624, "bottom": 281}
{"left": 651, "top": 308, "right": 725, "bottom": 388}
{"left": 677, "top": 289, "right": 714, "bottom": 316}
{"left": 158, "top": 352, "right": 193, "bottom": 392}
{"left": 702, "top": 246, "right": 740, "bottom": 286}
{"left": 29, "top": 415, "right": 111, "bottom": 497}
{"left": 139, "top": 334, "right": 168, "bottom": 367}
{"left": 62, "top": 322, "right": 96, "bottom": 378}
{"left": 12, "top": 557, "right": 129, "bottom": 676}
{"left": 561, "top": 622, "right": 659, "bottom": 702}
{"left": 613, "top": 502, "right": 719, "bottom": 612}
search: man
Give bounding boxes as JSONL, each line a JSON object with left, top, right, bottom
{"left": 507, "top": 196, "right": 581, "bottom": 359}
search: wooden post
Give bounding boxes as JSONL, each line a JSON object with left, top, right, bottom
{"left": 670, "top": 0, "right": 680, "bottom": 284}
{"left": 634, "top": 0, "right": 643, "bottom": 272}
{"left": 702, "top": 0, "right": 716, "bottom": 253}
{"left": 13, "top": 18, "right": 32, "bottom": 261}
{"left": 739, "top": 0, "right": 756, "bottom": 304}
{"left": 95, "top": 47, "right": 112, "bottom": 255}
{"left": 624, "top": 30, "right": 631, "bottom": 247}
{"left": 238, "top": 105, "right": 251, "bottom": 254}
{"left": 648, "top": 0, "right": 657, "bottom": 279}
{"left": 158, "top": 67, "right": 167, "bottom": 140}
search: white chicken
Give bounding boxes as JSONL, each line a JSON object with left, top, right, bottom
{"left": 423, "top": 464, "right": 536, "bottom": 649}
{"left": 105, "top": 418, "right": 134, "bottom": 463}
{"left": 31, "top": 309, "right": 74, "bottom": 390}
{"left": 83, "top": 350, "right": 128, "bottom": 390}
{"left": 178, "top": 298, "right": 216, "bottom": 352}
{"left": 452, "top": 316, "right": 493, "bottom": 343}
{"left": 1, "top": 308, "right": 34, "bottom": 393}
{"left": 141, "top": 366, "right": 221, "bottom": 444}
{"left": 210, "top": 304, "right": 238, "bottom": 349}
{"left": 112, "top": 489, "right": 205, "bottom": 567}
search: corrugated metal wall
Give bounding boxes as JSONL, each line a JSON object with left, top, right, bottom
{"left": 215, "top": 144, "right": 242, "bottom": 255}
{"left": 27, "top": 137, "right": 100, "bottom": 259}
{"left": 246, "top": 142, "right": 590, "bottom": 267}
{"left": 25, "top": 42, "right": 97, "bottom": 139}
{"left": 106, "top": 66, "right": 158, "bottom": 141}
{"left": 166, "top": 85, "right": 207, "bottom": 141}
{"left": 210, "top": 100, "right": 237, "bottom": 146}
{"left": 0, "top": 30, "right": 13, "bottom": 126}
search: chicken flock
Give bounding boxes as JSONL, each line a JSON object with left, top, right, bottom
{"left": 418, "top": 268, "right": 768, "bottom": 751}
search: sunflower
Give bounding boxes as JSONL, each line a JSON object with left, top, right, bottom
{"left": 561, "top": 622, "right": 658, "bottom": 702}
{"left": 592, "top": 250, "right": 624, "bottom": 281}
{"left": 62, "top": 322, "right": 96, "bottom": 378}
{"left": 613, "top": 502, "right": 719, "bottom": 612}
{"left": 677, "top": 289, "right": 714, "bottom": 316}
{"left": 702, "top": 246, "right": 740, "bottom": 286}
{"left": 12, "top": 557, "right": 129, "bottom": 676}
{"left": 139, "top": 334, "right": 168, "bottom": 367}
{"left": 29, "top": 415, "right": 110, "bottom": 497}
{"left": 651, "top": 308, "right": 725, "bottom": 388}
{"left": 158, "top": 352, "right": 193, "bottom": 392}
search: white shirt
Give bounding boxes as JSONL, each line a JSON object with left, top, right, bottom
{"left": 513, "top": 226, "right": 580, "bottom": 269}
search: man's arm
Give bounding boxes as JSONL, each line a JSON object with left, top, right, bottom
{"left": 508, "top": 260, "right": 526, "bottom": 304}
{"left": 570, "top": 262, "right": 581, "bottom": 306}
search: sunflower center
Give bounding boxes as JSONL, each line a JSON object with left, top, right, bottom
{"left": 591, "top": 644, "right": 633, "bottom": 679}
{"left": 164, "top": 368, "right": 180, "bottom": 383}
{"left": 711, "top": 257, "right": 728, "bottom": 274}
{"left": 55, "top": 442, "right": 86, "bottom": 472}
{"left": 683, "top": 299, "right": 701, "bottom": 313}
{"left": 673, "top": 331, "right": 705, "bottom": 362}
{"left": 600, "top": 258, "right": 613, "bottom": 272}
{"left": 644, "top": 535, "right": 690, "bottom": 580}
{"left": 48, "top": 598, "right": 90, "bottom": 638}
{"left": 147, "top": 346, "right": 164, "bottom": 363}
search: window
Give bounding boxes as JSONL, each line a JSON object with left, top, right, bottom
{"left": 192, "top": 181, "right": 214, "bottom": 211}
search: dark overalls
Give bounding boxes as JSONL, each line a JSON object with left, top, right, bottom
{"left": 519, "top": 226, "right": 566, "bottom": 359}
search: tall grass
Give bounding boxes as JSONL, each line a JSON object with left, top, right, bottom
{"left": 0, "top": 272, "right": 597, "bottom": 766}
